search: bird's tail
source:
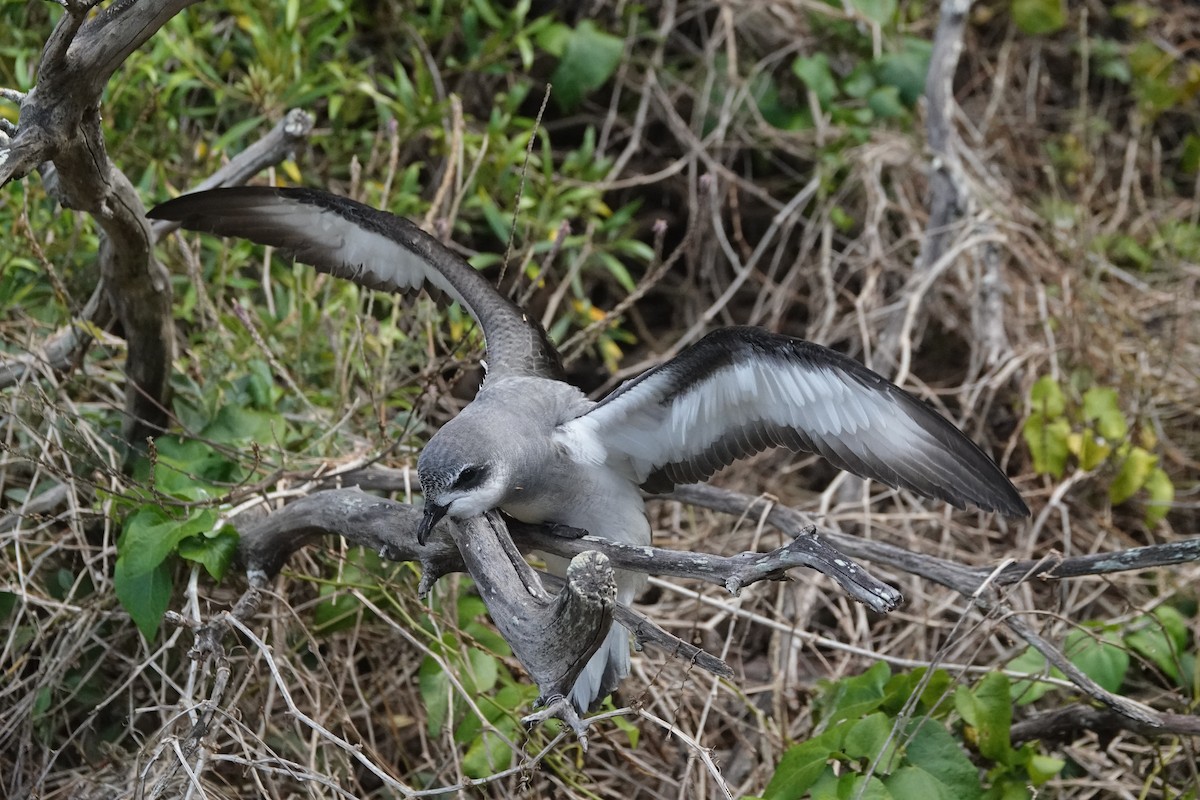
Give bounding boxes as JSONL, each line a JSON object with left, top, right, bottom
{"left": 541, "top": 554, "right": 644, "bottom": 712}
{"left": 569, "top": 622, "right": 630, "bottom": 712}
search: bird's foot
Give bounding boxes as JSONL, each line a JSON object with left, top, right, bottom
{"left": 523, "top": 694, "right": 592, "bottom": 750}
{"left": 547, "top": 522, "right": 590, "bottom": 540}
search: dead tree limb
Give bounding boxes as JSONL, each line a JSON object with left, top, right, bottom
{"left": 874, "top": 0, "right": 992, "bottom": 377}
{"left": 668, "top": 483, "right": 1196, "bottom": 733}
{"left": 451, "top": 513, "right": 614, "bottom": 746}
{"left": 0, "top": 109, "right": 313, "bottom": 392}
{"left": 1010, "top": 704, "right": 1200, "bottom": 745}
{"left": 232, "top": 485, "right": 882, "bottom": 680}
{"left": 1, "top": 0, "right": 206, "bottom": 450}
{"left": 228, "top": 478, "right": 1200, "bottom": 738}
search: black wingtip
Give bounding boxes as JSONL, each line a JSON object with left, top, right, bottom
{"left": 147, "top": 186, "right": 282, "bottom": 223}
{"left": 997, "top": 487, "right": 1031, "bottom": 519}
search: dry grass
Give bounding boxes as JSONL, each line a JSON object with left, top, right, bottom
{"left": 2, "top": 1, "right": 1199, "bottom": 798}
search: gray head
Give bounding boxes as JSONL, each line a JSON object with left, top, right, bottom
{"left": 415, "top": 415, "right": 512, "bottom": 544}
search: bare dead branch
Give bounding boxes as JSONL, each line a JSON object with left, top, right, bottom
{"left": 668, "top": 482, "right": 1196, "bottom": 733}
{"left": 0, "top": 109, "right": 314, "bottom": 394}
{"left": 451, "top": 513, "right": 614, "bottom": 746}
{"left": 1010, "top": 704, "right": 1200, "bottom": 746}
{"left": 873, "top": 0, "right": 974, "bottom": 376}
{"left": 1, "top": 0, "right": 208, "bottom": 449}
{"left": 517, "top": 523, "right": 902, "bottom": 614}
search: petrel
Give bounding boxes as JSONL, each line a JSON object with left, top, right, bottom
{"left": 150, "top": 187, "right": 1028, "bottom": 711}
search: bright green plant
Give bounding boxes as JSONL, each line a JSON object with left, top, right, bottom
{"left": 418, "top": 592, "right": 541, "bottom": 777}
{"left": 753, "top": 663, "right": 1064, "bottom": 800}
{"left": 1023, "top": 375, "right": 1174, "bottom": 526}
{"left": 1010, "top": 0, "right": 1067, "bottom": 36}
{"left": 1008, "top": 606, "right": 1197, "bottom": 701}
{"left": 768, "top": 0, "right": 931, "bottom": 135}
{"left": 112, "top": 376, "right": 286, "bottom": 638}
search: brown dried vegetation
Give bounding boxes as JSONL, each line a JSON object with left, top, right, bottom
{"left": 1, "top": 1, "right": 1198, "bottom": 798}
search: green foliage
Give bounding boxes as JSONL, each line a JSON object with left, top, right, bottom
{"left": 757, "top": 664, "right": 1063, "bottom": 800}
{"left": 1022, "top": 375, "right": 1175, "bottom": 526}
{"left": 1010, "top": 0, "right": 1066, "bottom": 36}
{"left": 1008, "top": 608, "right": 1196, "bottom": 701}
{"left": 538, "top": 19, "right": 624, "bottom": 111}
{"left": 1081, "top": 7, "right": 1200, "bottom": 125}
{"left": 783, "top": 36, "right": 931, "bottom": 133}
{"left": 110, "top": 390, "right": 292, "bottom": 637}
{"left": 418, "top": 592, "right": 539, "bottom": 777}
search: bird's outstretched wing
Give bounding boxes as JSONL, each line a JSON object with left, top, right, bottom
{"left": 556, "top": 327, "right": 1028, "bottom": 517}
{"left": 149, "top": 187, "right": 562, "bottom": 380}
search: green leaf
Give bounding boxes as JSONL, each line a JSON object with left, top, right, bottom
{"left": 1181, "top": 133, "right": 1200, "bottom": 174}
{"left": 1023, "top": 413, "right": 1071, "bottom": 478}
{"left": 201, "top": 404, "right": 277, "bottom": 445}
{"left": 534, "top": 21, "right": 572, "bottom": 56}
{"left": 1148, "top": 605, "right": 1189, "bottom": 651}
{"left": 1065, "top": 627, "right": 1129, "bottom": 692}
{"left": 120, "top": 506, "right": 218, "bottom": 578}
{"left": 611, "top": 711, "right": 640, "bottom": 748}
{"left": 596, "top": 252, "right": 637, "bottom": 292}
{"left": 176, "top": 526, "right": 239, "bottom": 581}
{"left": 1006, "top": 647, "right": 1063, "bottom": 704}
{"left": 1109, "top": 445, "right": 1157, "bottom": 505}
{"left": 1011, "top": 0, "right": 1067, "bottom": 35}
{"left": 462, "top": 729, "right": 515, "bottom": 778}
{"left": 873, "top": 39, "right": 932, "bottom": 106}
{"left": 1029, "top": 376, "right": 1065, "bottom": 417}
{"left": 1026, "top": 753, "right": 1065, "bottom": 784}
{"left": 457, "top": 593, "right": 489, "bottom": 625}
{"left": 954, "top": 673, "right": 1013, "bottom": 764}
{"left": 114, "top": 558, "right": 173, "bottom": 640}
{"left": 313, "top": 590, "right": 365, "bottom": 635}
{"left": 902, "top": 718, "right": 983, "bottom": 799}
{"left": 844, "top": 712, "right": 898, "bottom": 770}
{"left": 822, "top": 773, "right": 890, "bottom": 800}
{"left": 419, "top": 651, "right": 453, "bottom": 736}
{"left": 551, "top": 20, "right": 623, "bottom": 111}
{"left": 867, "top": 86, "right": 906, "bottom": 119}
{"left": 1081, "top": 387, "right": 1127, "bottom": 441}
{"left": 1142, "top": 467, "right": 1174, "bottom": 526}
{"left": 816, "top": 661, "right": 891, "bottom": 725}
{"left": 792, "top": 54, "right": 838, "bottom": 108}
{"left": 464, "top": 648, "right": 500, "bottom": 695}
{"left": 849, "top": 0, "right": 897, "bottom": 25}
{"left": 1074, "top": 431, "right": 1112, "bottom": 471}
{"left": 884, "top": 767, "right": 947, "bottom": 799}
{"left": 763, "top": 733, "right": 842, "bottom": 800}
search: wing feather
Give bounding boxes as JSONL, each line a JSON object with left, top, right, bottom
{"left": 150, "top": 186, "right": 562, "bottom": 380}
{"left": 557, "top": 327, "right": 1028, "bottom": 517}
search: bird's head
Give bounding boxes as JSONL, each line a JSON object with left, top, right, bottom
{"left": 415, "top": 426, "right": 510, "bottom": 545}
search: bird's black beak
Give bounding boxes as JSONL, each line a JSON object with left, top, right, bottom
{"left": 417, "top": 502, "right": 448, "bottom": 546}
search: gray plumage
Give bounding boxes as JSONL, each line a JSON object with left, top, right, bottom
{"left": 150, "top": 186, "right": 1028, "bottom": 711}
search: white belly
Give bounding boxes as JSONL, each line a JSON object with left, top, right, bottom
{"left": 500, "top": 463, "right": 651, "bottom": 549}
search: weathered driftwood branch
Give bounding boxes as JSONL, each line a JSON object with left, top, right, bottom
{"left": 236, "top": 486, "right": 870, "bottom": 680}
{"left": 516, "top": 525, "right": 901, "bottom": 613}
{"left": 0, "top": 109, "right": 313, "bottom": 392}
{"left": 668, "top": 483, "right": 1197, "bottom": 733}
{"left": 1010, "top": 703, "right": 1200, "bottom": 746}
{"left": 1, "top": 0, "right": 207, "bottom": 449}
{"left": 874, "top": 0, "right": 978, "bottom": 377}
{"left": 451, "top": 513, "right": 614, "bottom": 745}
{"left": 158, "top": 468, "right": 1200, "bottom": 745}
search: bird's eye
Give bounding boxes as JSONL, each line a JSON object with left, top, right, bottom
{"left": 455, "top": 465, "right": 485, "bottom": 489}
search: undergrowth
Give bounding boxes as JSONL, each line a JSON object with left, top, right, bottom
{"left": 2, "top": 0, "right": 1198, "bottom": 797}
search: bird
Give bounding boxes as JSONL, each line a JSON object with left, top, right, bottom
{"left": 149, "top": 186, "right": 1029, "bottom": 712}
